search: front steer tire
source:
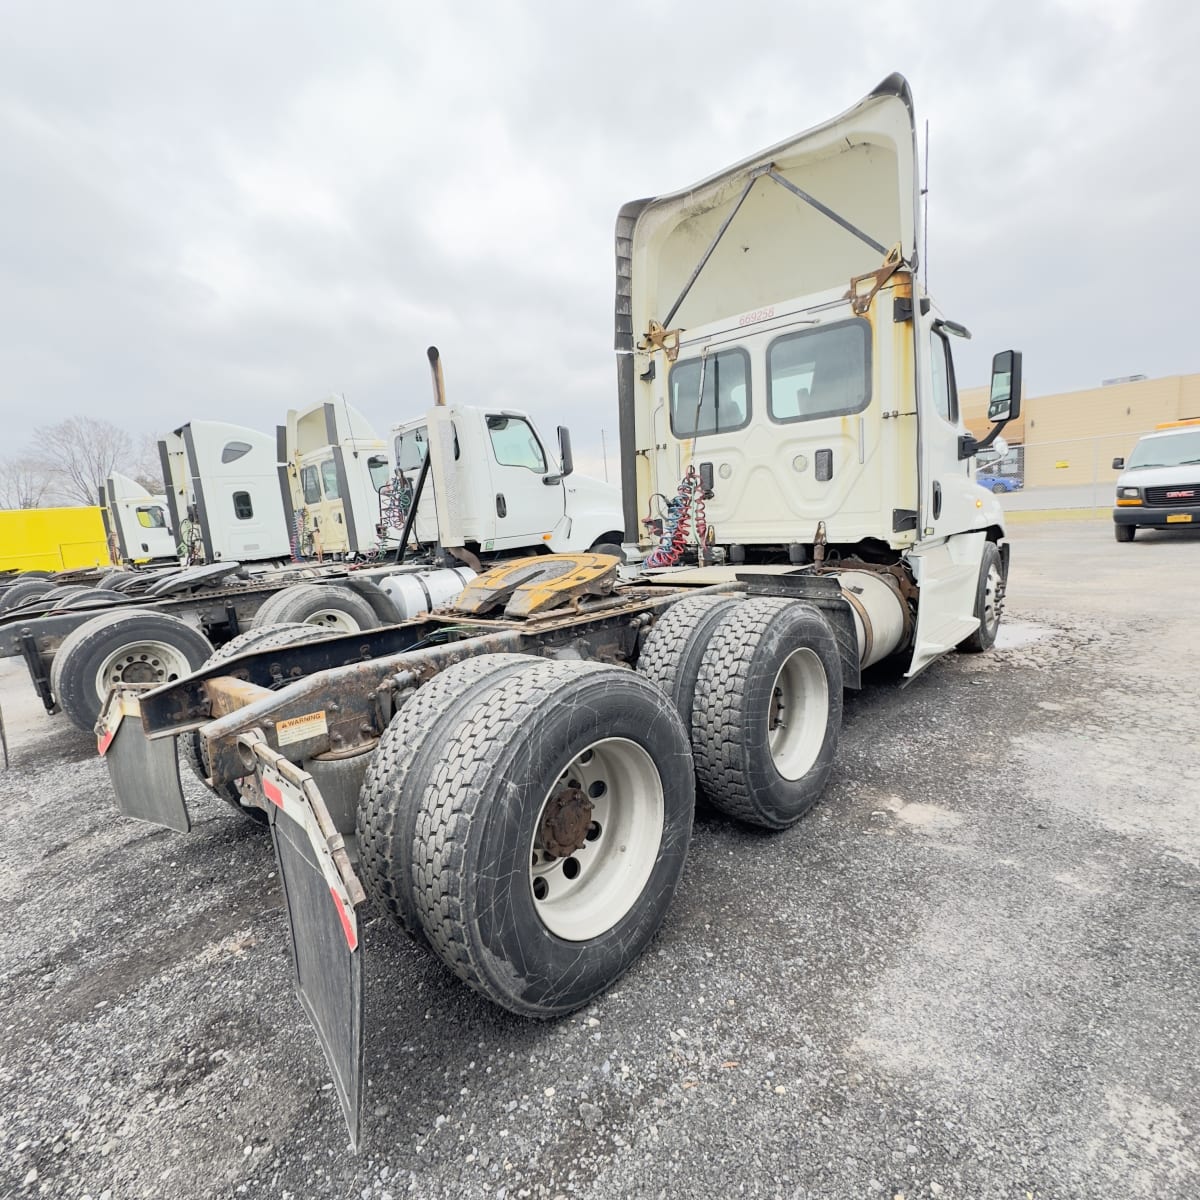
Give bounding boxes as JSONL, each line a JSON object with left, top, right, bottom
{"left": 412, "top": 660, "right": 695, "bottom": 1018}
{"left": 1114, "top": 523, "right": 1135, "bottom": 543}
{"left": 52, "top": 610, "right": 214, "bottom": 732}
{"left": 958, "top": 540, "right": 1005, "bottom": 653}
{"left": 692, "top": 598, "right": 843, "bottom": 830}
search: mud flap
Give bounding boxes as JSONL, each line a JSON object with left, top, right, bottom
{"left": 97, "top": 688, "right": 190, "bottom": 833}
{"left": 245, "top": 739, "right": 367, "bottom": 1148}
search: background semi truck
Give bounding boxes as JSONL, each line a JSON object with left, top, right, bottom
{"left": 99, "top": 472, "right": 176, "bottom": 565}
{"left": 97, "top": 74, "right": 1020, "bottom": 1145}
{"left": 279, "top": 397, "right": 393, "bottom": 560}
{"left": 160, "top": 420, "right": 294, "bottom": 565}
{"left": 386, "top": 402, "right": 624, "bottom": 559}
{"left": 0, "top": 380, "right": 620, "bottom": 728}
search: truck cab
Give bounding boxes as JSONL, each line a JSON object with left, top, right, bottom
{"left": 279, "top": 398, "right": 391, "bottom": 559}
{"left": 617, "top": 73, "right": 1017, "bottom": 674}
{"left": 389, "top": 405, "right": 624, "bottom": 557}
{"left": 99, "top": 472, "right": 177, "bottom": 564}
{"left": 158, "top": 421, "right": 292, "bottom": 564}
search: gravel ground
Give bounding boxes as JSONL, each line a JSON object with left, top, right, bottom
{"left": 1, "top": 520, "right": 1197, "bottom": 1200}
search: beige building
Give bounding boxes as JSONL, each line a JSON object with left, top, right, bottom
{"left": 960, "top": 372, "right": 1200, "bottom": 488}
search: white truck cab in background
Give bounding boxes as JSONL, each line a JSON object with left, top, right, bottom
{"left": 389, "top": 404, "right": 624, "bottom": 557}
{"left": 278, "top": 397, "right": 391, "bottom": 559}
{"left": 158, "top": 421, "right": 292, "bottom": 564}
{"left": 99, "top": 472, "right": 177, "bottom": 564}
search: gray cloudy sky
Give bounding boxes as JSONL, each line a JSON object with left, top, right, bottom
{"left": 2, "top": 1, "right": 1196, "bottom": 476}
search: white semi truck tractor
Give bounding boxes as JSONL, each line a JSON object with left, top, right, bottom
{"left": 98, "top": 472, "right": 177, "bottom": 565}
{"left": 386, "top": 403, "right": 625, "bottom": 559}
{"left": 278, "top": 397, "right": 393, "bottom": 560}
{"left": 97, "top": 75, "right": 1018, "bottom": 1144}
{"left": 159, "top": 420, "right": 293, "bottom": 565}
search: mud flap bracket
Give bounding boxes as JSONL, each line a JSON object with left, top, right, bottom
{"left": 97, "top": 687, "right": 190, "bottom": 832}
{"left": 239, "top": 732, "right": 367, "bottom": 1149}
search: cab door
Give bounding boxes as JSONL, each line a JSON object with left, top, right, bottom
{"left": 483, "top": 413, "right": 560, "bottom": 551}
{"left": 917, "top": 323, "right": 977, "bottom": 538}
{"left": 317, "top": 457, "right": 352, "bottom": 553}
{"left": 906, "top": 317, "right": 986, "bottom": 675}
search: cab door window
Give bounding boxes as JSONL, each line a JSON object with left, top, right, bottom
{"left": 486, "top": 416, "right": 546, "bottom": 472}
{"left": 394, "top": 427, "right": 428, "bottom": 472}
{"left": 930, "top": 332, "right": 959, "bottom": 424}
{"left": 300, "top": 465, "right": 321, "bottom": 503}
{"left": 320, "top": 459, "right": 340, "bottom": 499}
{"left": 135, "top": 505, "right": 166, "bottom": 529}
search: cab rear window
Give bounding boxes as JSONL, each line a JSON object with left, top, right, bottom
{"left": 669, "top": 348, "right": 750, "bottom": 438}
{"left": 768, "top": 319, "right": 871, "bottom": 423}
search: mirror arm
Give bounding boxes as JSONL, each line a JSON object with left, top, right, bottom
{"left": 959, "top": 417, "right": 1010, "bottom": 461}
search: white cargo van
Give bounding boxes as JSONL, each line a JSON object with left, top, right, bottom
{"left": 1111, "top": 420, "right": 1200, "bottom": 541}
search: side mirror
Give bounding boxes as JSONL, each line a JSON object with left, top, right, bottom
{"left": 987, "top": 350, "right": 1022, "bottom": 423}
{"left": 367, "top": 455, "right": 387, "bottom": 470}
{"left": 543, "top": 426, "right": 575, "bottom": 486}
{"left": 1112, "top": 457, "right": 1125, "bottom": 470}
{"left": 959, "top": 348, "right": 1023, "bottom": 460}
{"left": 557, "top": 426, "right": 574, "bottom": 479}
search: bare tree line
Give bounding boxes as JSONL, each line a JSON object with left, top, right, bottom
{"left": 0, "top": 418, "right": 163, "bottom": 510}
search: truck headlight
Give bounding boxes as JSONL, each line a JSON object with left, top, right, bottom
{"left": 1118, "top": 487, "right": 1140, "bottom": 499}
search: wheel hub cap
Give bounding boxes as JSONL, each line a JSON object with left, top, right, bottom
{"left": 118, "top": 660, "right": 161, "bottom": 684}
{"left": 539, "top": 785, "right": 594, "bottom": 858}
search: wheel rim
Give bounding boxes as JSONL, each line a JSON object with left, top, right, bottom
{"left": 94, "top": 639, "right": 194, "bottom": 697}
{"left": 767, "top": 647, "right": 828, "bottom": 781}
{"left": 529, "top": 737, "right": 664, "bottom": 942}
{"left": 304, "top": 608, "right": 360, "bottom": 632}
{"left": 981, "top": 563, "right": 1003, "bottom": 635}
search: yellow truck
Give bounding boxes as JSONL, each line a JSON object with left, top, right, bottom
{"left": 0, "top": 506, "right": 109, "bottom": 573}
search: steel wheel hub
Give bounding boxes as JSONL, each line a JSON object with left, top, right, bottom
{"left": 529, "top": 737, "right": 664, "bottom": 942}
{"left": 305, "top": 609, "right": 359, "bottom": 632}
{"left": 94, "top": 639, "right": 194, "bottom": 700}
{"left": 540, "top": 785, "right": 594, "bottom": 858}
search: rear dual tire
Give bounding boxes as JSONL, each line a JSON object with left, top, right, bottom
{"left": 637, "top": 594, "right": 842, "bottom": 830}
{"left": 51, "top": 610, "right": 214, "bottom": 732}
{"left": 251, "top": 583, "right": 380, "bottom": 632}
{"left": 359, "top": 657, "right": 695, "bottom": 1018}
{"left": 356, "top": 653, "right": 539, "bottom": 941}
{"left": 691, "top": 598, "right": 842, "bottom": 830}
{"left": 0, "top": 579, "right": 54, "bottom": 612}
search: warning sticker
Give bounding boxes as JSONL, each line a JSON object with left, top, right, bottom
{"left": 276, "top": 710, "right": 328, "bottom": 746}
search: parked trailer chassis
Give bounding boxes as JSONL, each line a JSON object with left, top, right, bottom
{"left": 0, "top": 561, "right": 464, "bottom": 720}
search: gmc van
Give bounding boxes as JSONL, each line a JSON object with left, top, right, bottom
{"left": 1112, "top": 421, "right": 1200, "bottom": 542}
